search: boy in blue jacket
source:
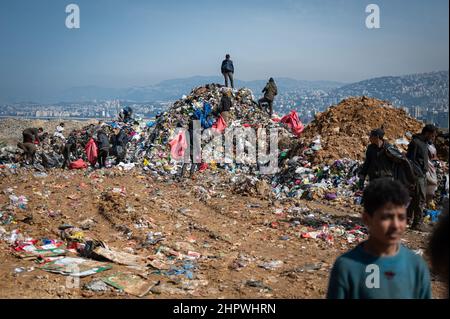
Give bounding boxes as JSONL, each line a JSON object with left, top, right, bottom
{"left": 327, "top": 178, "right": 432, "bottom": 299}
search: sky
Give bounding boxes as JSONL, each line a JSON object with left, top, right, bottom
{"left": 0, "top": 0, "right": 448, "bottom": 102}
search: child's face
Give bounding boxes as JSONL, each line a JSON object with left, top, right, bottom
{"left": 363, "top": 203, "right": 407, "bottom": 246}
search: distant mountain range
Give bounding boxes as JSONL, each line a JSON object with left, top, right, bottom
{"left": 1, "top": 71, "right": 448, "bottom": 110}
{"left": 328, "top": 71, "right": 448, "bottom": 109}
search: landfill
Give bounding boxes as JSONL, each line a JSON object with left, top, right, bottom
{"left": 0, "top": 84, "right": 448, "bottom": 299}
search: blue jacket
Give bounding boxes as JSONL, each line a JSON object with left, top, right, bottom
{"left": 221, "top": 59, "right": 234, "bottom": 73}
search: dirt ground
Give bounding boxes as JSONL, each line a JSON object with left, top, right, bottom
{"left": 0, "top": 167, "right": 447, "bottom": 299}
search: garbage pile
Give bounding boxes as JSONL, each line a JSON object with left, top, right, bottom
{"left": 299, "top": 96, "right": 424, "bottom": 163}
{"left": 270, "top": 156, "right": 362, "bottom": 206}
{"left": 275, "top": 206, "right": 368, "bottom": 245}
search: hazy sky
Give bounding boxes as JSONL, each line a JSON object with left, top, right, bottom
{"left": 0, "top": 0, "right": 448, "bottom": 101}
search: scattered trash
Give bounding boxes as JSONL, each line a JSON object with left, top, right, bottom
{"left": 40, "top": 257, "right": 112, "bottom": 277}
{"left": 102, "top": 273, "right": 154, "bottom": 297}
{"left": 245, "top": 280, "right": 272, "bottom": 291}
{"left": 259, "top": 260, "right": 283, "bottom": 271}
{"left": 84, "top": 280, "right": 110, "bottom": 292}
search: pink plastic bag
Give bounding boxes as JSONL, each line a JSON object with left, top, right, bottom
{"left": 169, "top": 131, "right": 188, "bottom": 160}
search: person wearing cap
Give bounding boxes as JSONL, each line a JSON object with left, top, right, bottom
{"left": 406, "top": 124, "right": 438, "bottom": 231}
{"left": 358, "top": 128, "right": 395, "bottom": 189}
{"left": 221, "top": 54, "right": 234, "bottom": 88}
{"left": 258, "top": 78, "right": 278, "bottom": 116}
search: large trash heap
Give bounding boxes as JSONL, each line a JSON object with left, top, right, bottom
{"left": 0, "top": 84, "right": 449, "bottom": 298}
{"left": 0, "top": 85, "right": 448, "bottom": 206}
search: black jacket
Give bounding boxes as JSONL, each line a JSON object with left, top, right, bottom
{"left": 111, "top": 130, "right": 128, "bottom": 147}
{"left": 360, "top": 141, "right": 395, "bottom": 181}
{"left": 221, "top": 59, "right": 234, "bottom": 73}
{"left": 263, "top": 81, "right": 278, "bottom": 101}
{"left": 217, "top": 96, "right": 232, "bottom": 114}
{"left": 407, "top": 134, "right": 429, "bottom": 177}
{"left": 97, "top": 131, "right": 110, "bottom": 151}
{"left": 23, "top": 128, "right": 40, "bottom": 142}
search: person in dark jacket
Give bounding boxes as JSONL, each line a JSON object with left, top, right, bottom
{"left": 17, "top": 142, "right": 36, "bottom": 164}
{"left": 258, "top": 78, "right": 278, "bottom": 116}
{"left": 221, "top": 54, "right": 234, "bottom": 88}
{"left": 214, "top": 90, "right": 233, "bottom": 124}
{"left": 119, "top": 106, "right": 133, "bottom": 123}
{"left": 111, "top": 127, "right": 128, "bottom": 164}
{"left": 97, "top": 129, "right": 110, "bottom": 168}
{"left": 406, "top": 124, "right": 438, "bottom": 231}
{"left": 178, "top": 118, "right": 200, "bottom": 179}
{"left": 359, "top": 128, "right": 395, "bottom": 188}
{"left": 61, "top": 132, "right": 80, "bottom": 169}
{"left": 22, "top": 127, "right": 43, "bottom": 144}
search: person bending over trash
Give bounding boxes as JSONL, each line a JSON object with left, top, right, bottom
{"left": 258, "top": 78, "right": 278, "bottom": 116}
{"left": 327, "top": 178, "right": 431, "bottom": 299}
{"left": 17, "top": 142, "right": 36, "bottom": 165}
{"left": 62, "top": 132, "right": 80, "bottom": 169}
{"left": 221, "top": 54, "right": 234, "bottom": 89}
{"left": 22, "top": 127, "right": 43, "bottom": 144}
{"left": 119, "top": 106, "right": 134, "bottom": 123}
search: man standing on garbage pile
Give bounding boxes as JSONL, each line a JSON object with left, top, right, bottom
{"left": 258, "top": 78, "right": 278, "bottom": 116}
{"left": 407, "top": 124, "right": 438, "bottom": 231}
{"left": 97, "top": 128, "right": 110, "bottom": 169}
{"left": 17, "top": 142, "right": 36, "bottom": 165}
{"left": 327, "top": 178, "right": 432, "bottom": 299}
{"left": 62, "top": 132, "right": 80, "bottom": 169}
{"left": 358, "top": 128, "right": 395, "bottom": 188}
{"left": 221, "top": 54, "right": 234, "bottom": 89}
{"left": 214, "top": 90, "right": 233, "bottom": 124}
{"left": 111, "top": 127, "right": 129, "bottom": 164}
{"left": 22, "top": 127, "right": 43, "bottom": 144}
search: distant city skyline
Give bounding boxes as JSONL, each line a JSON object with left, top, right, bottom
{"left": 0, "top": 0, "right": 449, "bottom": 103}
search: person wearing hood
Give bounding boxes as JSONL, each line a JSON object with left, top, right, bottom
{"left": 406, "top": 124, "right": 438, "bottom": 231}
{"left": 258, "top": 78, "right": 278, "bottom": 116}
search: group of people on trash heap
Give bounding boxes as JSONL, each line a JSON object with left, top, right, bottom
{"left": 325, "top": 124, "right": 449, "bottom": 299}
{"left": 358, "top": 124, "right": 447, "bottom": 232}
{"left": 16, "top": 106, "right": 138, "bottom": 169}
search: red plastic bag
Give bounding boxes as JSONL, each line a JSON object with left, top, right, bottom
{"left": 281, "top": 111, "right": 304, "bottom": 137}
{"left": 85, "top": 138, "right": 98, "bottom": 166}
{"left": 212, "top": 115, "right": 227, "bottom": 133}
{"left": 198, "top": 162, "right": 208, "bottom": 172}
{"left": 69, "top": 159, "right": 88, "bottom": 170}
